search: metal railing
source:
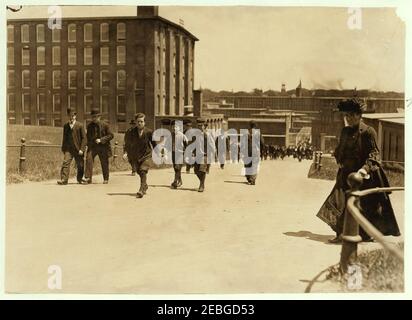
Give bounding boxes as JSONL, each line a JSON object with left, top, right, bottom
{"left": 7, "top": 137, "right": 121, "bottom": 174}
{"left": 340, "top": 172, "right": 404, "bottom": 274}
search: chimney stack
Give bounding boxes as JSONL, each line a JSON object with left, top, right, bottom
{"left": 137, "top": 6, "right": 159, "bottom": 18}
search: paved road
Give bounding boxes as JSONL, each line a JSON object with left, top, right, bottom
{"left": 6, "top": 158, "right": 404, "bottom": 294}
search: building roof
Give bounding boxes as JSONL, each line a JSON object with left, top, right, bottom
{"left": 216, "top": 95, "right": 404, "bottom": 101}
{"left": 362, "top": 113, "right": 404, "bottom": 120}
{"left": 380, "top": 118, "right": 405, "bottom": 125}
{"left": 8, "top": 15, "right": 199, "bottom": 41}
{"left": 228, "top": 118, "right": 285, "bottom": 123}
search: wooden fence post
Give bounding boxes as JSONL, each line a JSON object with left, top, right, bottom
{"left": 19, "top": 137, "right": 26, "bottom": 174}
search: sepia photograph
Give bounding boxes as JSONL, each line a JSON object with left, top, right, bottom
{"left": 2, "top": 2, "right": 409, "bottom": 297}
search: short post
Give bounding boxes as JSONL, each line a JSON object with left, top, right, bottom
{"left": 340, "top": 172, "right": 363, "bottom": 275}
{"left": 19, "top": 137, "right": 26, "bottom": 174}
{"left": 113, "top": 141, "right": 118, "bottom": 165}
{"left": 318, "top": 151, "right": 323, "bottom": 170}
{"left": 314, "top": 151, "right": 319, "bottom": 169}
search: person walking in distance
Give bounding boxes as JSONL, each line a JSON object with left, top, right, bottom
{"left": 242, "top": 120, "right": 264, "bottom": 185}
{"left": 57, "top": 108, "right": 87, "bottom": 185}
{"left": 193, "top": 118, "right": 215, "bottom": 192}
{"left": 123, "top": 113, "right": 157, "bottom": 198}
{"left": 84, "top": 108, "right": 114, "bottom": 184}
{"left": 184, "top": 119, "right": 194, "bottom": 173}
{"left": 169, "top": 119, "right": 188, "bottom": 189}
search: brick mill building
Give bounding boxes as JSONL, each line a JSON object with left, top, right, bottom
{"left": 6, "top": 6, "right": 223, "bottom": 132}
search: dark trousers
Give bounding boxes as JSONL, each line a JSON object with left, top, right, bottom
{"left": 128, "top": 159, "right": 136, "bottom": 173}
{"left": 85, "top": 149, "right": 109, "bottom": 181}
{"left": 60, "top": 150, "right": 84, "bottom": 182}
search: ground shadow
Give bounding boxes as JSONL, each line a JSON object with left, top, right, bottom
{"left": 283, "top": 231, "right": 333, "bottom": 244}
{"left": 148, "top": 184, "right": 198, "bottom": 192}
{"left": 107, "top": 193, "right": 137, "bottom": 197}
{"left": 224, "top": 180, "right": 249, "bottom": 185}
{"left": 45, "top": 182, "right": 83, "bottom": 186}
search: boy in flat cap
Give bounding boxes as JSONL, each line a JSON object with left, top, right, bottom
{"left": 169, "top": 119, "right": 188, "bottom": 189}
{"left": 192, "top": 118, "right": 215, "bottom": 192}
{"left": 57, "top": 108, "right": 87, "bottom": 185}
{"left": 123, "top": 113, "right": 157, "bottom": 198}
{"left": 242, "top": 120, "right": 264, "bottom": 185}
{"left": 184, "top": 119, "right": 194, "bottom": 173}
{"left": 84, "top": 108, "right": 114, "bottom": 184}
{"left": 124, "top": 119, "right": 137, "bottom": 175}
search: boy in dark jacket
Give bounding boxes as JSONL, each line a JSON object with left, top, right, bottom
{"left": 57, "top": 108, "right": 87, "bottom": 185}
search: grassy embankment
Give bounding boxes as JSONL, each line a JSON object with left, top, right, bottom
{"left": 7, "top": 125, "right": 131, "bottom": 184}
{"left": 308, "top": 154, "right": 404, "bottom": 292}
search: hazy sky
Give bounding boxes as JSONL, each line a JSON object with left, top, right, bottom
{"left": 7, "top": 5, "right": 405, "bottom": 92}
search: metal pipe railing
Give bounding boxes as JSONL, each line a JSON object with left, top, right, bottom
{"left": 8, "top": 137, "right": 122, "bottom": 174}
{"left": 340, "top": 172, "right": 404, "bottom": 274}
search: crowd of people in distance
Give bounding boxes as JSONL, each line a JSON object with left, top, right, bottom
{"left": 260, "top": 141, "right": 313, "bottom": 162}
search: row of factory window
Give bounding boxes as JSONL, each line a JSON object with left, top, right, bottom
{"left": 8, "top": 117, "right": 128, "bottom": 127}
{"left": 8, "top": 70, "right": 128, "bottom": 90}
{"left": 7, "top": 93, "right": 127, "bottom": 115}
{"left": 8, "top": 117, "right": 62, "bottom": 126}
{"left": 7, "top": 46, "right": 126, "bottom": 66}
{"left": 7, "top": 23, "right": 126, "bottom": 43}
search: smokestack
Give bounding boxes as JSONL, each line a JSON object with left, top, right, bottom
{"left": 193, "top": 90, "right": 203, "bottom": 117}
{"left": 296, "top": 79, "right": 302, "bottom": 97}
{"left": 137, "top": 6, "right": 159, "bottom": 18}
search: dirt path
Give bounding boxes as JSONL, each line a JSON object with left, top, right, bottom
{"left": 6, "top": 157, "right": 404, "bottom": 294}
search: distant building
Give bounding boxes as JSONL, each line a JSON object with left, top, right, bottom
{"left": 362, "top": 113, "right": 404, "bottom": 163}
{"left": 6, "top": 6, "right": 209, "bottom": 132}
{"left": 206, "top": 94, "right": 404, "bottom": 148}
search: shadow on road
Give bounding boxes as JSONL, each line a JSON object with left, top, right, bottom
{"left": 148, "top": 184, "right": 198, "bottom": 192}
{"left": 45, "top": 182, "right": 81, "bottom": 186}
{"left": 224, "top": 180, "right": 249, "bottom": 185}
{"left": 284, "top": 231, "right": 333, "bottom": 244}
{"left": 107, "top": 193, "right": 137, "bottom": 197}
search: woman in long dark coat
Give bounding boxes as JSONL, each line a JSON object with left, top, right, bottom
{"left": 317, "top": 99, "right": 401, "bottom": 243}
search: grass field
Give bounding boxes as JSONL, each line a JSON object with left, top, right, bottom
{"left": 6, "top": 125, "right": 130, "bottom": 184}
{"left": 326, "top": 243, "right": 404, "bottom": 292}
{"left": 307, "top": 155, "right": 404, "bottom": 187}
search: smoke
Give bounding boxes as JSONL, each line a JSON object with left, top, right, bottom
{"left": 311, "top": 78, "right": 345, "bottom": 90}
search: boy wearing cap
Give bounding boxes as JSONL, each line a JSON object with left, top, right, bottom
{"left": 124, "top": 119, "right": 137, "bottom": 175}
{"left": 57, "top": 108, "right": 87, "bottom": 185}
{"left": 123, "top": 113, "right": 157, "bottom": 198}
{"left": 183, "top": 119, "right": 194, "bottom": 173}
{"left": 242, "top": 120, "right": 264, "bottom": 185}
{"left": 192, "top": 118, "right": 215, "bottom": 192}
{"left": 170, "top": 120, "right": 188, "bottom": 189}
{"left": 84, "top": 108, "right": 114, "bottom": 184}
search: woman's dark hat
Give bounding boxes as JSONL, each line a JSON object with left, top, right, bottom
{"left": 337, "top": 99, "right": 364, "bottom": 113}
